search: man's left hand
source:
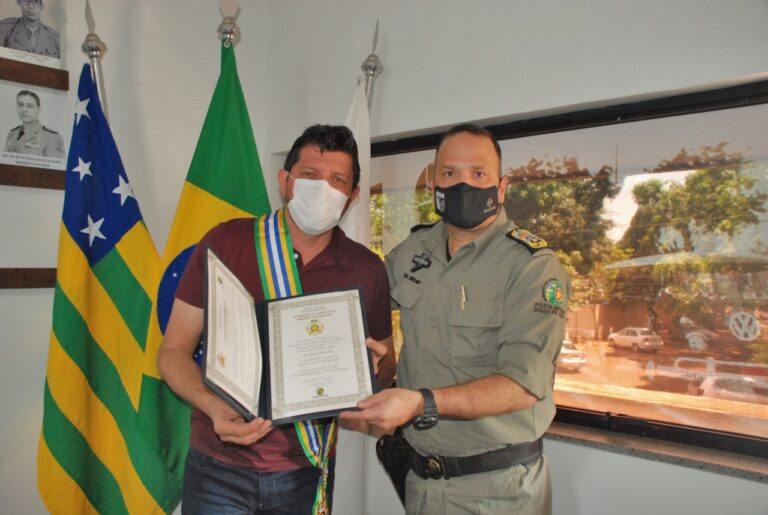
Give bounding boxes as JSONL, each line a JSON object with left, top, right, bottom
{"left": 366, "top": 337, "right": 388, "bottom": 376}
{"left": 365, "top": 336, "right": 397, "bottom": 389}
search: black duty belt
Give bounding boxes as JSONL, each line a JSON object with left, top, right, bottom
{"left": 410, "top": 438, "right": 543, "bottom": 480}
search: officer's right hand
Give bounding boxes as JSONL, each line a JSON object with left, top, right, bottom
{"left": 340, "top": 388, "right": 423, "bottom": 435}
{"left": 207, "top": 396, "right": 273, "bottom": 446}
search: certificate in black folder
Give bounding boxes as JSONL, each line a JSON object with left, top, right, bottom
{"left": 202, "top": 248, "right": 377, "bottom": 425}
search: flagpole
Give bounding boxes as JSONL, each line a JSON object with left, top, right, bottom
{"left": 81, "top": 0, "right": 109, "bottom": 120}
{"left": 361, "top": 20, "right": 383, "bottom": 110}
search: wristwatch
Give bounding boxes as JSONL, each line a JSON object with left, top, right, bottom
{"left": 413, "top": 388, "right": 438, "bottom": 430}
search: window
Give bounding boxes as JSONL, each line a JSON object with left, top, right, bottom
{"left": 370, "top": 79, "right": 768, "bottom": 456}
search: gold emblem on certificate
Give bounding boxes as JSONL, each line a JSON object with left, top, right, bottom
{"left": 306, "top": 319, "right": 325, "bottom": 335}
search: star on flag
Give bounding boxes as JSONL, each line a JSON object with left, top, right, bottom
{"left": 72, "top": 157, "right": 92, "bottom": 181}
{"left": 80, "top": 214, "right": 106, "bottom": 246}
{"left": 112, "top": 175, "right": 135, "bottom": 206}
{"left": 74, "top": 97, "right": 91, "bottom": 125}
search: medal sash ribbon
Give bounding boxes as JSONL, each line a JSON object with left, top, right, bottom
{"left": 254, "top": 208, "right": 337, "bottom": 515}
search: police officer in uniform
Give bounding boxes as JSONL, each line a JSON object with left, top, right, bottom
{"left": 4, "top": 90, "right": 64, "bottom": 157}
{"left": 342, "top": 124, "right": 569, "bottom": 514}
{"left": 0, "top": 0, "right": 60, "bottom": 58}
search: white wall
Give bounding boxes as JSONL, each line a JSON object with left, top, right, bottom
{"left": 258, "top": 0, "right": 768, "bottom": 151}
{"left": 362, "top": 437, "right": 768, "bottom": 515}
{"left": 2, "top": 1, "right": 768, "bottom": 513}
{"left": 547, "top": 439, "right": 768, "bottom": 515}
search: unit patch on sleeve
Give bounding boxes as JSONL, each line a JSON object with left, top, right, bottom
{"left": 506, "top": 228, "right": 548, "bottom": 253}
{"left": 533, "top": 278, "right": 566, "bottom": 318}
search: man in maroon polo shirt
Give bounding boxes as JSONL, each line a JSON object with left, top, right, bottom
{"left": 158, "top": 125, "right": 395, "bottom": 514}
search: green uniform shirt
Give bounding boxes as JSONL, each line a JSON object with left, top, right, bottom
{"left": 386, "top": 211, "right": 569, "bottom": 458}
{"left": 4, "top": 122, "right": 65, "bottom": 157}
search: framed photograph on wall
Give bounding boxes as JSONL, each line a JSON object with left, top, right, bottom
{"left": 0, "top": 0, "right": 64, "bottom": 69}
{"left": 0, "top": 79, "right": 68, "bottom": 170}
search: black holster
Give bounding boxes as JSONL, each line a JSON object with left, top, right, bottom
{"left": 375, "top": 428, "right": 410, "bottom": 505}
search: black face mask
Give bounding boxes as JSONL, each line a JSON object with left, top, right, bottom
{"left": 434, "top": 182, "right": 500, "bottom": 229}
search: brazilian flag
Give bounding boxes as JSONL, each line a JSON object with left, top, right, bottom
{"left": 141, "top": 41, "right": 272, "bottom": 502}
{"left": 153, "top": 41, "right": 271, "bottom": 342}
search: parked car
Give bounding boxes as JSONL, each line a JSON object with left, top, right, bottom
{"left": 696, "top": 376, "right": 768, "bottom": 405}
{"left": 557, "top": 340, "right": 587, "bottom": 371}
{"left": 607, "top": 327, "right": 663, "bottom": 352}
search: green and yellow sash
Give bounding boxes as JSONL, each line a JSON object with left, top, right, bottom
{"left": 254, "top": 208, "right": 337, "bottom": 514}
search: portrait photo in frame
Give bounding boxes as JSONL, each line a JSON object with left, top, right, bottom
{"left": 0, "top": 0, "right": 64, "bottom": 69}
{"left": 0, "top": 78, "right": 68, "bottom": 170}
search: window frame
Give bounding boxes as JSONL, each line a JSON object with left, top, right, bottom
{"left": 371, "top": 77, "right": 768, "bottom": 459}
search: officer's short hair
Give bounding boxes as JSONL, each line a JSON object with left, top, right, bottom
{"left": 436, "top": 123, "right": 502, "bottom": 170}
{"left": 283, "top": 124, "right": 361, "bottom": 189}
{"left": 17, "top": 90, "right": 40, "bottom": 107}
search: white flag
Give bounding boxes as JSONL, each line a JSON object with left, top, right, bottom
{"left": 340, "top": 79, "right": 371, "bottom": 245}
{"left": 335, "top": 78, "right": 375, "bottom": 515}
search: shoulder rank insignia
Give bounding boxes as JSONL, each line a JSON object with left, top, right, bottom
{"left": 43, "top": 126, "right": 59, "bottom": 134}
{"left": 506, "top": 228, "right": 548, "bottom": 253}
{"left": 410, "top": 221, "right": 437, "bottom": 233}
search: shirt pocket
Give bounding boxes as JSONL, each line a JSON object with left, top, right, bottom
{"left": 448, "top": 301, "right": 503, "bottom": 366}
{"left": 391, "top": 281, "right": 424, "bottom": 335}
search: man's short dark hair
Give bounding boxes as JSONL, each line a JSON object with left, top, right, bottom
{"left": 17, "top": 90, "right": 41, "bottom": 107}
{"left": 283, "top": 124, "right": 361, "bottom": 189}
{"left": 435, "top": 123, "right": 502, "bottom": 168}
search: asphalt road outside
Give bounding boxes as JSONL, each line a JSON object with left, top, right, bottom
{"left": 554, "top": 339, "right": 768, "bottom": 437}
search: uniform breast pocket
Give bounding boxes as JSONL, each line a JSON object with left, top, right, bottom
{"left": 448, "top": 301, "right": 502, "bottom": 366}
{"left": 391, "top": 281, "right": 424, "bottom": 335}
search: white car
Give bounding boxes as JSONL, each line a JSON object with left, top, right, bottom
{"left": 696, "top": 376, "right": 768, "bottom": 405}
{"left": 557, "top": 341, "right": 587, "bottom": 371}
{"left": 607, "top": 327, "right": 663, "bottom": 352}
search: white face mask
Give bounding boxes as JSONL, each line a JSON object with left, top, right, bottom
{"left": 287, "top": 178, "right": 349, "bottom": 235}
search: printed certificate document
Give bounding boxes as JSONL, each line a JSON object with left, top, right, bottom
{"left": 202, "top": 248, "right": 376, "bottom": 424}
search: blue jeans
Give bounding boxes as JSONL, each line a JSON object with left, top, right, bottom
{"left": 182, "top": 447, "right": 335, "bottom": 514}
